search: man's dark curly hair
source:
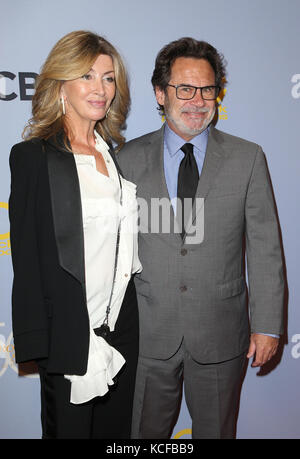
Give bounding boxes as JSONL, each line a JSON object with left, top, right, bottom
{"left": 151, "top": 37, "right": 227, "bottom": 113}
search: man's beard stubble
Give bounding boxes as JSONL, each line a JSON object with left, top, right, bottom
{"left": 165, "top": 104, "right": 216, "bottom": 138}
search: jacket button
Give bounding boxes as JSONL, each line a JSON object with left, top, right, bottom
{"left": 181, "top": 248, "right": 187, "bottom": 256}
{"left": 180, "top": 286, "right": 187, "bottom": 292}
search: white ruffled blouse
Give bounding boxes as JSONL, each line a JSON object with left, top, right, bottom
{"left": 64, "top": 131, "right": 142, "bottom": 404}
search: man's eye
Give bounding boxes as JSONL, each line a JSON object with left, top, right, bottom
{"left": 181, "top": 86, "right": 193, "bottom": 92}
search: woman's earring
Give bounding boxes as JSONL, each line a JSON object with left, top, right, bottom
{"left": 61, "top": 97, "right": 66, "bottom": 115}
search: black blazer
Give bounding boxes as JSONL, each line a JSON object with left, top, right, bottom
{"left": 9, "top": 134, "right": 122, "bottom": 375}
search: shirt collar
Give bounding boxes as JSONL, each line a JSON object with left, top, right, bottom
{"left": 164, "top": 122, "right": 209, "bottom": 158}
{"left": 94, "top": 130, "right": 110, "bottom": 153}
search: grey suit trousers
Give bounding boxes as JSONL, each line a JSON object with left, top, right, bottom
{"left": 131, "top": 340, "right": 246, "bottom": 439}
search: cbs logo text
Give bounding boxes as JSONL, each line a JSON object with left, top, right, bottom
{"left": 0, "top": 71, "right": 38, "bottom": 101}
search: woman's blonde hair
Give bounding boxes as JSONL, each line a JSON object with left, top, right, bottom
{"left": 23, "top": 30, "right": 130, "bottom": 150}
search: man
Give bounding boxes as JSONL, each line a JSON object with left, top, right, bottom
{"left": 118, "top": 38, "right": 284, "bottom": 439}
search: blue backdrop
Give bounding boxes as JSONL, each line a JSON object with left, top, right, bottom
{"left": 0, "top": 0, "right": 299, "bottom": 439}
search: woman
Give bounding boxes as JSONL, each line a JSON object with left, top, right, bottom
{"left": 9, "top": 31, "right": 141, "bottom": 439}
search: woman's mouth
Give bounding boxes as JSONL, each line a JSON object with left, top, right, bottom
{"left": 88, "top": 100, "right": 106, "bottom": 109}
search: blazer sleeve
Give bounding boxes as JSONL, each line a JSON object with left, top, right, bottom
{"left": 245, "top": 146, "right": 285, "bottom": 335}
{"left": 9, "top": 142, "right": 49, "bottom": 363}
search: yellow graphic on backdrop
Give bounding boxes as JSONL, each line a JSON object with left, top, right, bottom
{"left": 173, "top": 428, "right": 192, "bottom": 439}
{"left": 217, "top": 88, "right": 228, "bottom": 120}
{"left": 0, "top": 325, "right": 16, "bottom": 378}
{"left": 0, "top": 202, "right": 10, "bottom": 256}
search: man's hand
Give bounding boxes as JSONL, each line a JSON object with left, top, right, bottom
{"left": 247, "top": 333, "right": 279, "bottom": 367}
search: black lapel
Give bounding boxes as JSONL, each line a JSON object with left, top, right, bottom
{"left": 45, "top": 136, "right": 86, "bottom": 298}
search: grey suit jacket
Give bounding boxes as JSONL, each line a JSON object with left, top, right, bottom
{"left": 118, "top": 125, "right": 284, "bottom": 363}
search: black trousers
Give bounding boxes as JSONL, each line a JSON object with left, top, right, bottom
{"left": 38, "top": 278, "right": 139, "bottom": 439}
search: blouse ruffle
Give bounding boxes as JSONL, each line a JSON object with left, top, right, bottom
{"left": 64, "top": 326, "right": 125, "bottom": 404}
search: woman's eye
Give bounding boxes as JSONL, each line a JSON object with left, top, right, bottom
{"left": 104, "top": 76, "right": 115, "bottom": 83}
{"left": 82, "top": 74, "right": 92, "bottom": 80}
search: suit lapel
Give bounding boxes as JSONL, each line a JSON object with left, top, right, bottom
{"left": 109, "top": 147, "right": 123, "bottom": 177}
{"left": 184, "top": 126, "right": 225, "bottom": 240}
{"left": 45, "top": 136, "right": 86, "bottom": 297}
{"left": 145, "top": 126, "right": 181, "bottom": 240}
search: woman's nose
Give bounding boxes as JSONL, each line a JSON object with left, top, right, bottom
{"left": 94, "top": 77, "right": 105, "bottom": 96}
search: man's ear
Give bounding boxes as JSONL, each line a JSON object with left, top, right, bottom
{"left": 155, "top": 86, "right": 165, "bottom": 107}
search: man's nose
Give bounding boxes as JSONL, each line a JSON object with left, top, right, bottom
{"left": 192, "top": 88, "right": 205, "bottom": 105}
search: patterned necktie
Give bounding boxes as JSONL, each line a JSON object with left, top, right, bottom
{"left": 177, "top": 143, "right": 199, "bottom": 237}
